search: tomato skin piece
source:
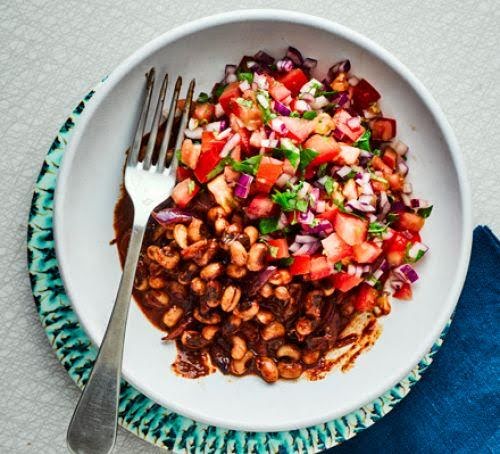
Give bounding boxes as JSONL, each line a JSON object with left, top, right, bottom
{"left": 355, "top": 284, "right": 379, "bottom": 312}
{"left": 352, "top": 79, "right": 381, "bottom": 109}
{"left": 395, "top": 212, "right": 425, "bottom": 232}
{"left": 255, "top": 157, "right": 283, "bottom": 193}
{"left": 267, "top": 238, "right": 289, "bottom": 260}
{"left": 171, "top": 178, "right": 199, "bottom": 208}
{"left": 278, "top": 68, "right": 309, "bottom": 96}
{"left": 393, "top": 283, "right": 413, "bottom": 300}
{"left": 290, "top": 255, "right": 311, "bottom": 275}
{"left": 334, "top": 212, "right": 368, "bottom": 246}
{"left": 245, "top": 195, "right": 275, "bottom": 219}
{"left": 192, "top": 102, "right": 215, "bottom": 122}
{"left": 353, "top": 241, "right": 383, "bottom": 264}
{"left": 304, "top": 134, "right": 340, "bottom": 167}
{"left": 321, "top": 233, "right": 352, "bottom": 263}
{"left": 370, "top": 118, "right": 397, "bottom": 141}
{"left": 330, "top": 272, "right": 363, "bottom": 292}
{"left": 218, "top": 82, "right": 241, "bottom": 113}
{"left": 310, "top": 256, "right": 334, "bottom": 280}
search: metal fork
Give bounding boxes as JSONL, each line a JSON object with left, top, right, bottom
{"left": 66, "top": 68, "right": 195, "bottom": 454}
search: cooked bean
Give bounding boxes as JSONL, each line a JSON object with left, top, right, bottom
{"left": 147, "top": 245, "right": 180, "bottom": 270}
{"left": 149, "top": 290, "right": 170, "bottom": 307}
{"left": 260, "top": 283, "right": 274, "bottom": 298}
{"left": 229, "top": 241, "right": 248, "bottom": 267}
{"left": 221, "top": 285, "right": 241, "bottom": 312}
{"left": 341, "top": 303, "right": 354, "bottom": 317}
{"left": 134, "top": 277, "right": 149, "bottom": 291}
{"left": 190, "top": 277, "right": 206, "bottom": 295}
{"left": 256, "top": 310, "right": 275, "bottom": 325}
{"left": 173, "top": 224, "right": 188, "bottom": 249}
{"left": 166, "top": 281, "right": 187, "bottom": 300}
{"left": 255, "top": 356, "right": 279, "bottom": 383}
{"left": 149, "top": 276, "right": 167, "bottom": 289}
{"left": 226, "top": 223, "right": 241, "bottom": 235}
{"left": 204, "top": 280, "right": 222, "bottom": 308}
{"left": 243, "top": 226, "right": 259, "bottom": 245}
{"left": 278, "top": 361, "right": 303, "bottom": 379}
{"left": 214, "top": 218, "right": 229, "bottom": 236}
{"left": 247, "top": 243, "right": 267, "bottom": 271}
{"left": 231, "top": 351, "right": 253, "bottom": 375}
{"left": 226, "top": 264, "right": 247, "bottom": 279}
{"left": 274, "top": 286, "right": 290, "bottom": 301}
{"left": 178, "top": 263, "right": 198, "bottom": 285}
{"left": 269, "top": 269, "right": 292, "bottom": 286}
{"left": 276, "top": 344, "right": 301, "bottom": 361}
{"left": 194, "top": 308, "right": 221, "bottom": 324}
{"left": 200, "top": 262, "right": 223, "bottom": 280}
{"left": 193, "top": 239, "right": 218, "bottom": 266}
{"left": 181, "top": 239, "right": 207, "bottom": 259}
{"left": 187, "top": 218, "right": 204, "bottom": 243}
{"left": 181, "top": 330, "right": 210, "bottom": 350}
{"left": 302, "top": 350, "right": 320, "bottom": 365}
{"left": 231, "top": 336, "right": 247, "bottom": 360}
{"left": 296, "top": 317, "right": 314, "bottom": 336}
{"left": 201, "top": 325, "right": 219, "bottom": 341}
{"left": 162, "top": 306, "right": 183, "bottom": 327}
{"left": 233, "top": 300, "right": 259, "bottom": 321}
{"left": 207, "top": 206, "right": 226, "bottom": 222}
{"left": 304, "top": 290, "right": 323, "bottom": 319}
{"left": 377, "top": 294, "right": 391, "bottom": 315}
{"left": 261, "top": 321, "right": 285, "bottom": 341}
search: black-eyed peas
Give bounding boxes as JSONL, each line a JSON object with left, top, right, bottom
{"left": 220, "top": 285, "right": 241, "bottom": 312}
{"left": 255, "top": 356, "right": 279, "bottom": 383}
{"left": 247, "top": 243, "right": 267, "bottom": 271}
{"left": 162, "top": 306, "right": 183, "bottom": 328}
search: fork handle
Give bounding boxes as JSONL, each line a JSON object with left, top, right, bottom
{"left": 67, "top": 222, "right": 146, "bottom": 454}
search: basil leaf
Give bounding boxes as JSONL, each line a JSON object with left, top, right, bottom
{"left": 302, "top": 110, "right": 318, "bottom": 120}
{"left": 299, "top": 148, "right": 319, "bottom": 171}
{"left": 418, "top": 205, "right": 433, "bottom": 218}
{"left": 353, "top": 130, "right": 371, "bottom": 152}
{"left": 259, "top": 217, "right": 280, "bottom": 234}
{"left": 230, "top": 155, "right": 262, "bottom": 175}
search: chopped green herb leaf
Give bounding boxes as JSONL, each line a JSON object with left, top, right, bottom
{"left": 268, "top": 246, "right": 279, "bottom": 258}
{"left": 237, "top": 72, "right": 253, "bottom": 83}
{"left": 230, "top": 155, "right": 262, "bottom": 175}
{"left": 206, "top": 157, "right": 232, "bottom": 180}
{"left": 302, "top": 110, "right": 318, "bottom": 120}
{"left": 259, "top": 217, "right": 280, "bottom": 234}
{"left": 197, "top": 92, "right": 211, "bottom": 103}
{"left": 272, "top": 183, "right": 309, "bottom": 213}
{"left": 296, "top": 199, "right": 308, "bottom": 212}
{"left": 405, "top": 242, "right": 426, "bottom": 263}
{"left": 298, "top": 148, "right": 319, "bottom": 171}
{"left": 386, "top": 212, "right": 399, "bottom": 224}
{"left": 275, "top": 138, "right": 300, "bottom": 168}
{"left": 187, "top": 180, "right": 196, "bottom": 194}
{"left": 353, "top": 130, "right": 371, "bottom": 152}
{"left": 214, "top": 84, "right": 226, "bottom": 99}
{"left": 277, "top": 257, "right": 294, "bottom": 267}
{"left": 175, "top": 149, "right": 182, "bottom": 161}
{"left": 372, "top": 148, "right": 381, "bottom": 156}
{"left": 317, "top": 163, "right": 328, "bottom": 177}
{"left": 368, "top": 222, "right": 388, "bottom": 235}
{"left": 323, "top": 176, "right": 336, "bottom": 196}
{"left": 417, "top": 205, "right": 433, "bottom": 218}
{"left": 334, "top": 261, "right": 343, "bottom": 272}
{"left": 316, "top": 89, "right": 338, "bottom": 97}
{"left": 290, "top": 111, "right": 300, "bottom": 118}
{"left": 236, "top": 97, "right": 253, "bottom": 109}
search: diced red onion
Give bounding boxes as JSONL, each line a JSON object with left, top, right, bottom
{"left": 327, "top": 59, "right": 351, "bottom": 81}
{"left": 347, "top": 264, "right": 364, "bottom": 278}
{"left": 347, "top": 117, "right": 361, "bottom": 131}
{"left": 394, "top": 264, "right": 419, "bottom": 283}
{"left": 355, "top": 172, "right": 370, "bottom": 185}
{"left": 274, "top": 100, "right": 291, "bottom": 116}
{"left": 359, "top": 150, "right": 373, "bottom": 159}
{"left": 402, "top": 182, "right": 413, "bottom": 194}
{"left": 293, "top": 241, "right": 321, "bottom": 256}
{"left": 398, "top": 160, "right": 409, "bottom": 176}
{"left": 302, "top": 58, "right": 318, "bottom": 70}
{"left": 348, "top": 76, "right": 359, "bottom": 86}
{"left": 152, "top": 208, "right": 192, "bottom": 226}
{"left": 401, "top": 193, "right": 412, "bottom": 207}
{"left": 286, "top": 46, "right": 303, "bottom": 65}
{"left": 239, "top": 80, "right": 250, "bottom": 91}
{"left": 254, "top": 50, "right": 275, "bottom": 65}
{"left": 276, "top": 58, "right": 294, "bottom": 72}
{"left": 225, "top": 64, "right": 237, "bottom": 83}
{"left": 359, "top": 194, "right": 376, "bottom": 206}
{"left": 234, "top": 173, "right": 253, "bottom": 198}
{"left": 248, "top": 266, "right": 277, "bottom": 296}
{"left": 299, "top": 210, "right": 314, "bottom": 225}
{"left": 299, "top": 92, "right": 315, "bottom": 104}
{"left": 254, "top": 73, "right": 269, "bottom": 90}
{"left": 217, "top": 127, "right": 233, "bottom": 140}
{"left": 390, "top": 279, "right": 405, "bottom": 290}
{"left": 277, "top": 212, "right": 289, "bottom": 229}
{"left": 347, "top": 200, "right": 376, "bottom": 213}
{"left": 295, "top": 234, "right": 318, "bottom": 244}
{"left": 270, "top": 118, "right": 288, "bottom": 134}
{"left": 379, "top": 191, "right": 388, "bottom": 208}
{"left": 410, "top": 198, "right": 431, "bottom": 209}
{"left": 361, "top": 182, "right": 374, "bottom": 195}
{"left": 215, "top": 103, "right": 224, "bottom": 118}
{"left": 381, "top": 228, "right": 394, "bottom": 241}
{"left": 311, "top": 95, "right": 329, "bottom": 109}
{"left": 256, "top": 93, "right": 269, "bottom": 109}
{"left": 337, "top": 166, "right": 352, "bottom": 178}
{"left": 260, "top": 139, "right": 279, "bottom": 148}
{"left": 206, "top": 121, "right": 222, "bottom": 132}
{"left": 309, "top": 187, "right": 320, "bottom": 209}
{"left": 407, "top": 242, "right": 428, "bottom": 260}
{"left": 294, "top": 99, "right": 310, "bottom": 112}
{"left": 275, "top": 173, "right": 290, "bottom": 188}
{"left": 367, "top": 213, "right": 378, "bottom": 222}
{"left": 391, "top": 139, "right": 409, "bottom": 156}
{"left": 331, "top": 92, "right": 350, "bottom": 108}
{"left": 184, "top": 127, "right": 202, "bottom": 140}
{"left": 391, "top": 201, "right": 406, "bottom": 212}
{"left": 303, "top": 219, "right": 333, "bottom": 235}
{"left": 298, "top": 181, "right": 312, "bottom": 198}
{"left": 289, "top": 241, "right": 301, "bottom": 253}
{"left": 220, "top": 133, "right": 240, "bottom": 157}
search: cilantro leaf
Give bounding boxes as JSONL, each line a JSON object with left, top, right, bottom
{"left": 418, "top": 205, "right": 433, "bottom": 218}
{"left": 197, "top": 92, "right": 211, "bottom": 103}
{"left": 302, "top": 110, "right": 318, "bottom": 120}
{"left": 275, "top": 138, "right": 300, "bottom": 168}
{"left": 237, "top": 72, "right": 253, "bottom": 83}
{"left": 368, "top": 222, "right": 388, "bottom": 235}
{"left": 230, "top": 155, "right": 262, "bottom": 175}
{"left": 236, "top": 97, "right": 253, "bottom": 109}
{"left": 353, "top": 130, "right": 372, "bottom": 152}
{"left": 277, "top": 257, "right": 294, "bottom": 267}
{"left": 290, "top": 111, "right": 300, "bottom": 118}
{"left": 213, "top": 83, "right": 226, "bottom": 100}
{"left": 272, "top": 183, "right": 309, "bottom": 213}
{"left": 334, "top": 261, "right": 343, "bottom": 272}
{"left": 386, "top": 212, "right": 399, "bottom": 224}
{"left": 206, "top": 157, "right": 232, "bottom": 180}
{"left": 298, "top": 148, "right": 319, "bottom": 171}
{"left": 323, "top": 176, "right": 336, "bottom": 196}
{"left": 259, "top": 218, "right": 280, "bottom": 234}
{"left": 316, "top": 89, "right": 338, "bottom": 97}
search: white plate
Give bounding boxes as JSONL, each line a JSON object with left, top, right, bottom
{"left": 54, "top": 10, "right": 472, "bottom": 432}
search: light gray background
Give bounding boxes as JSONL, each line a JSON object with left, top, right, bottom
{"left": 0, "top": 1, "right": 498, "bottom": 452}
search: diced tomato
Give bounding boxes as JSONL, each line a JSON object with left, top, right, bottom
{"left": 334, "top": 212, "right": 368, "bottom": 246}
{"left": 246, "top": 195, "right": 275, "bottom": 219}
{"left": 330, "top": 72, "right": 349, "bottom": 92}
{"left": 386, "top": 173, "right": 404, "bottom": 191}
{"left": 352, "top": 79, "right": 381, "bottom": 109}
{"left": 218, "top": 82, "right": 241, "bottom": 113}
{"left": 372, "top": 179, "right": 390, "bottom": 192}
{"left": 317, "top": 207, "right": 339, "bottom": 224}
{"left": 353, "top": 241, "right": 382, "bottom": 264}
{"left": 342, "top": 178, "right": 358, "bottom": 200}
{"left": 370, "top": 118, "right": 397, "bottom": 141}
{"left": 331, "top": 272, "right": 363, "bottom": 292}
{"left": 281, "top": 116, "right": 315, "bottom": 142}
{"left": 310, "top": 256, "right": 334, "bottom": 280}
{"left": 176, "top": 165, "right": 192, "bottom": 182}
{"left": 371, "top": 156, "right": 393, "bottom": 174}
{"left": 354, "top": 284, "right": 379, "bottom": 312}
{"left": 207, "top": 174, "right": 234, "bottom": 213}
{"left": 255, "top": 157, "right": 283, "bottom": 193}
{"left": 384, "top": 231, "right": 410, "bottom": 266}
{"left": 239, "top": 128, "right": 251, "bottom": 154}
{"left": 290, "top": 255, "right": 311, "bottom": 275}
{"left": 336, "top": 145, "right": 361, "bottom": 165}
{"left": 171, "top": 178, "right": 199, "bottom": 208}
{"left": 232, "top": 96, "right": 263, "bottom": 131}
{"left": 333, "top": 110, "right": 365, "bottom": 142}
{"left": 278, "top": 68, "right": 309, "bottom": 96}
{"left": 193, "top": 131, "right": 226, "bottom": 183}
{"left": 192, "top": 102, "right": 215, "bottom": 123}
{"left": 321, "top": 233, "right": 352, "bottom": 263}
{"left": 267, "top": 238, "right": 289, "bottom": 260}
{"left": 382, "top": 147, "right": 398, "bottom": 169}
{"left": 395, "top": 212, "right": 425, "bottom": 232}
{"left": 282, "top": 158, "right": 296, "bottom": 175}
{"left": 268, "top": 77, "right": 292, "bottom": 101}
{"left": 393, "top": 283, "right": 413, "bottom": 300}
{"left": 304, "top": 134, "right": 340, "bottom": 167}
{"left": 181, "top": 139, "right": 201, "bottom": 170}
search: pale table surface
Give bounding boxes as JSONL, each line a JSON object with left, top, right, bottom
{"left": 0, "top": 1, "right": 498, "bottom": 452}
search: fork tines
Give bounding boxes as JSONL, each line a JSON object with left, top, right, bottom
{"left": 127, "top": 68, "right": 195, "bottom": 175}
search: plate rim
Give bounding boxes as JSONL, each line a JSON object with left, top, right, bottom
{"left": 51, "top": 9, "right": 472, "bottom": 433}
